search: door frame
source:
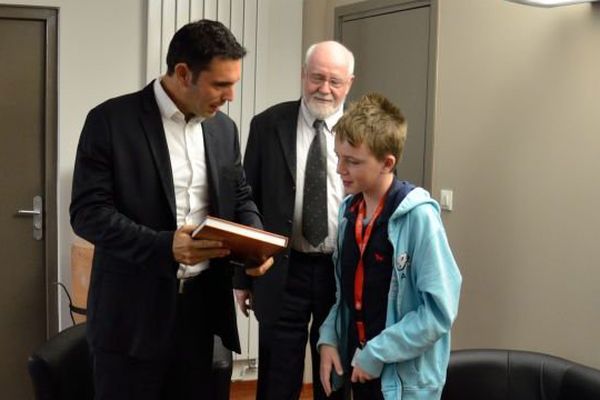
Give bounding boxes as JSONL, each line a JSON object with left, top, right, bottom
{"left": 1, "top": 5, "right": 59, "bottom": 337}
{"left": 334, "top": 0, "right": 438, "bottom": 191}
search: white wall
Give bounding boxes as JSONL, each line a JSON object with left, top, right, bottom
{"left": 2, "top": 0, "right": 146, "bottom": 328}
{"left": 254, "top": 0, "right": 304, "bottom": 111}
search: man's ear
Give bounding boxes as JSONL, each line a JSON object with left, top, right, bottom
{"left": 174, "top": 63, "right": 192, "bottom": 86}
{"left": 346, "top": 74, "right": 355, "bottom": 91}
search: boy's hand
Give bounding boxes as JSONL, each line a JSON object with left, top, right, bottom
{"left": 319, "top": 344, "right": 343, "bottom": 397}
{"left": 351, "top": 365, "right": 374, "bottom": 383}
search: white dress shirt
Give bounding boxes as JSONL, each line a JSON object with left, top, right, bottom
{"left": 153, "top": 78, "right": 210, "bottom": 278}
{"left": 290, "top": 100, "right": 344, "bottom": 254}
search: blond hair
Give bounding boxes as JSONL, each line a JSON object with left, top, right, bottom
{"left": 334, "top": 93, "right": 407, "bottom": 164}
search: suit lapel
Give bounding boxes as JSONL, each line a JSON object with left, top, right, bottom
{"left": 140, "top": 82, "right": 177, "bottom": 221}
{"left": 276, "top": 101, "right": 301, "bottom": 182}
{"left": 202, "top": 118, "right": 221, "bottom": 216}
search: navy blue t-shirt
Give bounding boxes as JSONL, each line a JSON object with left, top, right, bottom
{"left": 341, "top": 179, "right": 414, "bottom": 353}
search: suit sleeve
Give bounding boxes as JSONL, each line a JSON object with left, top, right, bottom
{"left": 242, "top": 116, "right": 262, "bottom": 212}
{"left": 231, "top": 116, "right": 263, "bottom": 289}
{"left": 318, "top": 200, "right": 349, "bottom": 348}
{"left": 231, "top": 120, "right": 262, "bottom": 228}
{"left": 69, "top": 107, "right": 174, "bottom": 272}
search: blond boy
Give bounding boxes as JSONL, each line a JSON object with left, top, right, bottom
{"left": 318, "top": 93, "right": 462, "bottom": 400}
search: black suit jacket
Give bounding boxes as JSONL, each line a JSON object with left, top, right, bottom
{"left": 70, "top": 82, "right": 261, "bottom": 359}
{"left": 242, "top": 100, "right": 302, "bottom": 324}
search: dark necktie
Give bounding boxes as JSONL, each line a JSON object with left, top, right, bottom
{"left": 302, "top": 119, "right": 328, "bottom": 247}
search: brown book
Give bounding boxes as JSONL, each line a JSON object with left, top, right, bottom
{"left": 192, "top": 216, "right": 288, "bottom": 264}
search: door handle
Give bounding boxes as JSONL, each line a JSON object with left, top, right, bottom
{"left": 16, "top": 195, "right": 43, "bottom": 240}
{"left": 17, "top": 210, "right": 40, "bottom": 215}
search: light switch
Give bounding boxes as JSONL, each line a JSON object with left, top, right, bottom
{"left": 440, "top": 189, "right": 453, "bottom": 211}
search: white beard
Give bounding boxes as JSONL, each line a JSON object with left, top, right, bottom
{"left": 305, "top": 97, "right": 340, "bottom": 120}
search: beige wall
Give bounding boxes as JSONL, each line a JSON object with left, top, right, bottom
{"left": 303, "top": 0, "right": 358, "bottom": 51}
{"left": 437, "top": 0, "right": 600, "bottom": 369}
{"left": 305, "top": 0, "right": 600, "bottom": 369}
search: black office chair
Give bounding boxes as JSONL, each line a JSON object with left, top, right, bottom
{"left": 27, "top": 323, "right": 92, "bottom": 400}
{"left": 28, "top": 323, "right": 233, "bottom": 400}
{"left": 442, "top": 349, "right": 600, "bottom": 400}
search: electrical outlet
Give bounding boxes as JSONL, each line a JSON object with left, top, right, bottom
{"left": 440, "top": 189, "right": 453, "bottom": 211}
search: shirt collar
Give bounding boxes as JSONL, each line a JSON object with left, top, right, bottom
{"left": 153, "top": 77, "right": 204, "bottom": 124}
{"left": 344, "top": 178, "right": 415, "bottom": 224}
{"left": 300, "top": 99, "right": 344, "bottom": 135}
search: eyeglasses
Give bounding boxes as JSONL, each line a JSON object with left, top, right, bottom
{"left": 306, "top": 73, "right": 349, "bottom": 89}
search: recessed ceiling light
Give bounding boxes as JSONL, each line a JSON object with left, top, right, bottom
{"left": 506, "top": 0, "right": 599, "bottom": 7}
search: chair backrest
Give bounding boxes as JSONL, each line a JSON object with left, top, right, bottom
{"left": 442, "top": 349, "right": 600, "bottom": 400}
{"left": 28, "top": 323, "right": 234, "bottom": 400}
{"left": 560, "top": 362, "right": 600, "bottom": 400}
{"left": 27, "top": 323, "right": 93, "bottom": 400}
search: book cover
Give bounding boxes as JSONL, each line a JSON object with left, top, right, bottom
{"left": 192, "top": 216, "right": 288, "bottom": 264}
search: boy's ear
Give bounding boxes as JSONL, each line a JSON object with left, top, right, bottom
{"left": 382, "top": 154, "right": 396, "bottom": 173}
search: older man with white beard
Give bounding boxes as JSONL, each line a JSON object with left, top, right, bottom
{"left": 236, "top": 41, "right": 354, "bottom": 400}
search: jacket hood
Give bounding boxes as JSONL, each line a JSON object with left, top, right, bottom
{"left": 389, "top": 187, "right": 440, "bottom": 221}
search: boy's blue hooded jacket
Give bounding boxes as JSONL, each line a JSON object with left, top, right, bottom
{"left": 318, "top": 187, "right": 462, "bottom": 400}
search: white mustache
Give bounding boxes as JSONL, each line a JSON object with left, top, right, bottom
{"left": 312, "top": 96, "right": 333, "bottom": 102}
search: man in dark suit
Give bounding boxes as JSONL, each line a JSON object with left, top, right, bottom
{"left": 70, "top": 20, "right": 272, "bottom": 400}
{"left": 236, "top": 41, "right": 355, "bottom": 400}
